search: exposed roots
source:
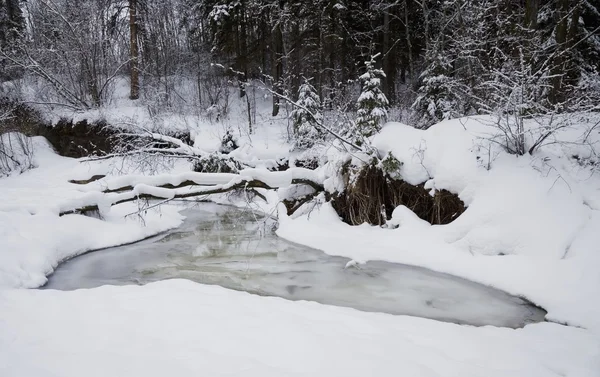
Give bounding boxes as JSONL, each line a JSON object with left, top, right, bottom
{"left": 331, "top": 164, "right": 465, "bottom": 226}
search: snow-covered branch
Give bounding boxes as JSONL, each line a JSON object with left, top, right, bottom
{"left": 61, "top": 168, "right": 324, "bottom": 216}
{"left": 260, "top": 84, "right": 364, "bottom": 152}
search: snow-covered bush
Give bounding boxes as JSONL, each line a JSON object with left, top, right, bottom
{"left": 0, "top": 100, "right": 40, "bottom": 176}
{"left": 354, "top": 56, "right": 389, "bottom": 145}
{"left": 291, "top": 79, "right": 325, "bottom": 149}
{"left": 193, "top": 153, "right": 242, "bottom": 174}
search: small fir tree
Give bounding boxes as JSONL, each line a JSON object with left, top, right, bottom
{"left": 355, "top": 55, "right": 389, "bottom": 146}
{"left": 218, "top": 130, "right": 239, "bottom": 154}
{"left": 413, "top": 49, "right": 465, "bottom": 128}
{"left": 292, "top": 78, "right": 325, "bottom": 149}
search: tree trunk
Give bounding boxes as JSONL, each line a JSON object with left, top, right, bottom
{"left": 524, "top": 0, "right": 540, "bottom": 30}
{"left": 290, "top": 9, "right": 301, "bottom": 99}
{"left": 422, "top": 0, "right": 429, "bottom": 54}
{"left": 129, "top": 0, "right": 140, "bottom": 100}
{"left": 383, "top": 10, "right": 391, "bottom": 99}
{"left": 382, "top": 7, "right": 396, "bottom": 104}
{"left": 271, "top": 8, "right": 284, "bottom": 117}
{"left": 404, "top": 0, "right": 413, "bottom": 81}
{"left": 234, "top": 0, "right": 249, "bottom": 99}
{"left": 327, "top": 4, "right": 336, "bottom": 109}
{"left": 550, "top": 0, "right": 569, "bottom": 105}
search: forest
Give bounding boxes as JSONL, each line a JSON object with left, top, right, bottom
{"left": 1, "top": 0, "right": 599, "bottom": 126}
{"left": 0, "top": 0, "right": 599, "bottom": 225}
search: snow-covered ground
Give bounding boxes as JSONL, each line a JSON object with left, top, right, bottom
{"left": 1, "top": 280, "right": 598, "bottom": 377}
{"left": 1, "top": 96, "right": 600, "bottom": 375}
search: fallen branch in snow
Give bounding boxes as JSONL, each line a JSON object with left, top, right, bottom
{"left": 60, "top": 170, "right": 324, "bottom": 217}
{"left": 59, "top": 179, "right": 271, "bottom": 216}
{"left": 102, "top": 177, "right": 323, "bottom": 194}
{"left": 68, "top": 175, "right": 106, "bottom": 185}
{"left": 102, "top": 179, "right": 217, "bottom": 193}
{"left": 81, "top": 149, "right": 204, "bottom": 162}
{"left": 75, "top": 170, "right": 323, "bottom": 193}
{"left": 283, "top": 191, "right": 324, "bottom": 215}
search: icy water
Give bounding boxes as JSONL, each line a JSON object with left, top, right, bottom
{"left": 45, "top": 203, "right": 546, "bottom": 328}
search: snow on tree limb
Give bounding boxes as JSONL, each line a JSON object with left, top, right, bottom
{"left": 260, "top": 84, "right": 364, "bottom": 152}
{"left": 60, "top": 168, "right": 324, "bottom": 216}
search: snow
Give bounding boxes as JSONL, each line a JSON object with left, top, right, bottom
{"left": 0, "top": 208, "right": 182, "bottom": 288}
{"left": 1, "top": 101, "right": 600, "bottom": 375}
{"left": 0, "top": 139, "right": 184, "bottom": 288}
{"left": 278, "top": 115, "right": 600, "bottom": 334}
{"left": 1, "top": 280, "right": 599, "bottom": 377}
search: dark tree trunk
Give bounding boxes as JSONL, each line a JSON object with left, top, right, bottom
{"left": 550, "top": 0, "right": 578, "bottom": 105}
{"left": 129, "top": 0, "right": 140, "bottom": 100}
{"left": 291, "top": 17, "right": 301, "bottom": 99}
{"left": 271, "top": 7, "right": 284, "bottom": 117}
{"left": 237, "top": 0, "right": 248, "bottom": 98}
{"left": 524, "top": 0, "right": 540, "bottom": 30}
{"left": 382, "top": 8, "right": 396, "bottom": 104}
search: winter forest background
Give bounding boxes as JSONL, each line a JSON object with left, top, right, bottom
{"left": 1, "top": 0, "right": 599, "bottom": 133}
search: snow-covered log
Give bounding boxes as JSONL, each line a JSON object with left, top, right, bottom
{"left": 75, "top": 168, "right": 323, "bottom": 193}
{"left": 61, "top": 169, "right": 324, "bottom": 216}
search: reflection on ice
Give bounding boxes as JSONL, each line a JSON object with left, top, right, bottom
{"left": 45, "top": 203, "right": 546, "bottom": 328}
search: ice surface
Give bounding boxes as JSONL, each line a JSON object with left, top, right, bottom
{"left": 45, "top": 204, "right": 545, "bottom": 328}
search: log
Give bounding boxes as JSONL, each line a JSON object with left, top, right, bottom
{"left": 68, "top": 175, "right": 106, "bottom": 185}
{"left": 59, "top": 176, "right": 323, "bottom": 217}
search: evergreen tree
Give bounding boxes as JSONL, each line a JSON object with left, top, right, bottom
{"left": 413, "top": 48, "right": 466, "bottom": 127}
{"left": 0, "top": 0, "right": 24, "bottom": 80}
{"left": 355, "top": 55, "right": 389, "bottom": 145}
{"left": 292, "top": 78, "right": 325, "bottom": 149}
{"left": 0, "top": 0, "right": 23, "bottom": 46}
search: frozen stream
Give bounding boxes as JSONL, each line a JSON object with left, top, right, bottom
{"left": 45, "top": 203, "right": 546, "bottom": 328}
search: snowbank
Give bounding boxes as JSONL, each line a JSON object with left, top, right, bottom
{"left": 0, "top": 207, "right": 182, "bottom": 288}
{"left": 1, "top": 279, "right": 597, "bottom": 377}
{"left": 279, "top": 116, "right": 600, "bottom": 333}
{"left": 0, "top": 137, "right": 183, "bottom": 288}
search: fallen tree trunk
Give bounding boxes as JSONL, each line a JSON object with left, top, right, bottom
{"left": 59, "top": 179, "right": 272, "bottom": 216}
{"left": 73, "top": 170, "right": 324, "bottom": 194}
{"left": 60, "top": 171, "right": 324, "bottom": 216}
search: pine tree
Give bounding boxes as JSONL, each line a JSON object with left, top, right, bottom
{"left": 355, "top": 55, "right": 389, "bottom": 145}
{"left": 413, "top": 48, "right": 466, "bottom": 127}
{"left": 292, "top": 78, "right": 325, "bottom": 149}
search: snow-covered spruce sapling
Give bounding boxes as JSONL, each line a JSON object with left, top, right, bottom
{"left": 291, "top": 79, "right": 325, "bottom": 149}
{"left": 413, "top": 49, "right": 464, "bottom": 128}
{"left": 354, "top": 55, "right": 389, "bottom": 147}
{"left": 219, "top": 130, "right": 239, "bottom": 154}
{"left": 380, "top": 152, "right": 402, "bottom": 179}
